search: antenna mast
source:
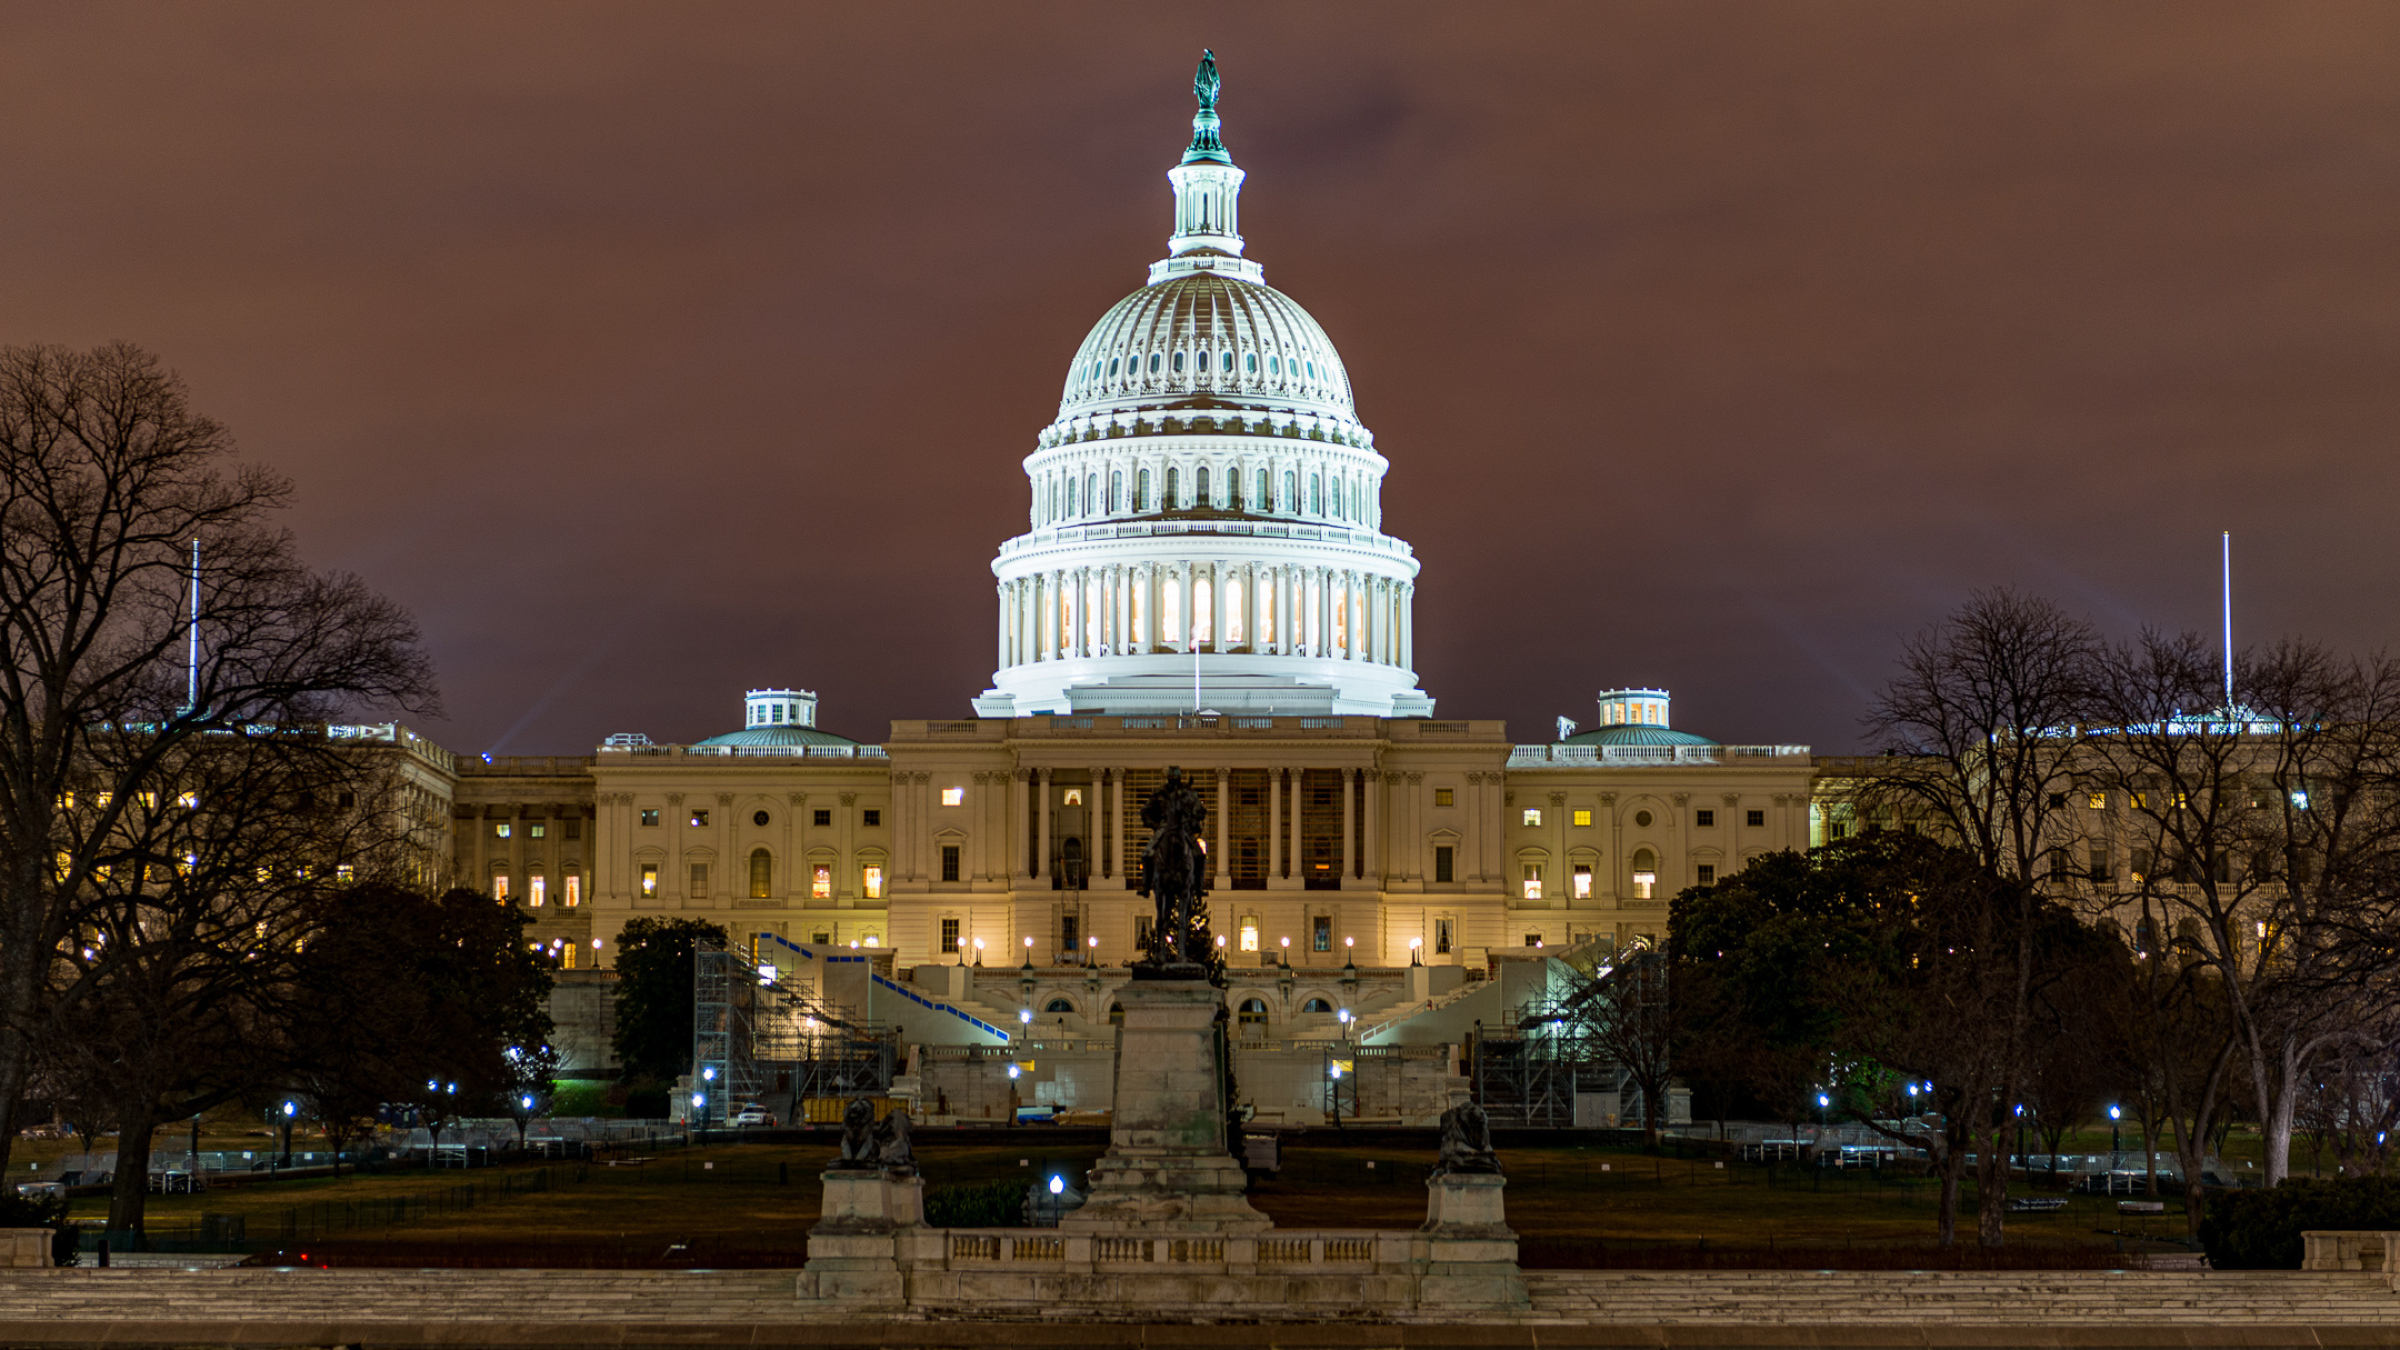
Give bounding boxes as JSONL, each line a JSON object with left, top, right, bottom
{"left": 2221, "top": 530, "right": 2233, "bottom": 709}
{"left": 186, "top": 538, "right": 201, "bottom": 715}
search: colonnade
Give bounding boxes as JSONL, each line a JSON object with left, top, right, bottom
{"left": 997, "top": 562, "right": 1415, "bottom": 671}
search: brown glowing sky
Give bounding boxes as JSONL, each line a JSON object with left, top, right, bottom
{"left": 7, "top": 3, "right": 2399, "bottom": 754}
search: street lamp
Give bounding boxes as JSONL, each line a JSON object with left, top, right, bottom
{"left": 1023, "top": 935, "right": 1035, "bottom": 969}
{"left": 973, "top": 937, "right": 986, "bottom": 966}
{"left": 1409, "top": 937, "right": 1423, "bottom": 967}
{"left": 955, "top": 936, "right": 967, "bottom": 966}
{"left": 2108, "top": 1104, "right": 2123, "bottom": 1168}
{"left": 1019, "top": 1008, "right": 1033, "bottom": 1026}
{"left": 1086, "top": 934, "right": 1098, "bottom": 967}
{"left": 1343, "top": 935, "right": 1355, "bottom": 973}
{"left": 1280, "top": 936, "right": 1290, "bottom": 968}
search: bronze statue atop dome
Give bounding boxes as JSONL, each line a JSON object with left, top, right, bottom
{"left": 1195, "top": 49, "right": 1221, "bottom": 111}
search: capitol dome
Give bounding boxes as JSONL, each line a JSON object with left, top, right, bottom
{"left": 973, "top": 53, "right": 1432, "bottom": 721}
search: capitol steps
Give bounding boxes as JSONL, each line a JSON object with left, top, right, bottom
{"left": 1522, "top": 1269, "right": 2400, "bottom": 1322}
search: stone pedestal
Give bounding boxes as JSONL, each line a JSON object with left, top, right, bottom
{"left": 0, "top": 1230, "right": 51, "bottom": 1269}
{"left": 803, "top": 1169, "right": 922, "bottom": 1304}
{"left": 1064, "top": 979, "right": 1269, "bottom": 1233}
{"left": 1419, "top": 1172, "right": 1527, "bottom": 1309}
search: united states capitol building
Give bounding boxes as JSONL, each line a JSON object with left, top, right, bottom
{"left": 400, "top": 63, "right": 1818, "bottom": 1120}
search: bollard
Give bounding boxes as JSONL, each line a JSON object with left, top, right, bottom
{"left": 96, "top": 1239, "right": 108, "bottom": 1269}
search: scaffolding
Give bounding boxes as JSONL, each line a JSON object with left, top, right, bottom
{"left": 1469, "top": 936, "right": 1654, "bottom": 1128}
{"left": 691, "top": 937, "right": 898, "bottom": 1127}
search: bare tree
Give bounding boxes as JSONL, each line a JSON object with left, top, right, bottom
{"left": 1543, "top": 940, "right": 1673, "bottom": 1147}
{"left": 0, "top": 342, "right": 433, "bottom": 1177}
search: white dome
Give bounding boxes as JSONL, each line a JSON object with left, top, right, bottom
{"left": 1060, "top": 275, "right": 1356, "bottom": 426}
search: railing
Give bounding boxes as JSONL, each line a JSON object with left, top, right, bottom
{"left": 915, "top": 1228, "right": 1435, "bottom": 1272}
{"left": 604, "top": 744, "right": 889, "bottom": 759}
{"left": 996, "top": 521, "right": 1416, "bottom": 561}
{"left": 1507, "top": 743, "right": 1812, "bottom": 766}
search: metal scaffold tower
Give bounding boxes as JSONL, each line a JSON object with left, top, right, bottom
{"left": 691, "top": 937, "right": 899, "bottom": 1128}
{"left": 1469, "top": 936, "right": 1660, "bottom": 1128}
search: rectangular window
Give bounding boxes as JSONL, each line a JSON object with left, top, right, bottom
{"left": 564, "top": 817, "right": 581, "bottom": 840}
{"left": 2130, "top": 793, "right": 2147, "bottom": 810}
{"left": 1062, "top": 788, "right": 1083, "bottom": 807}
{"left": 689, "top": 862, "right": 708, "bottom": 895}
{"left": 529, "top": 823, "right": 546, "bottom": 840}
{"left": 864, "top": 809, "right": 882, "bottom": 827}
{"left": 1062, "top": 913, "right": 1079, "bottom": 953}
{"left": 336, "top": 864, "right": 354, "bottom": 884}
{"left": 1522, "top": 808, "right": 1542, "bottom": 827}
{"left": 1313, "top": 915, "right": 1332, "bottom": 952}
{"left": 813, "top": 809, "right": 832, "bottom": 827}
{"left": 1831, "top": 822, "right": 1848, "bottom": 839}
{"left": 1526, "top": 934, "right": 1543, "bottom": 947}
{"left": 1434, "top": 788, "right": 1454, "bottom": 808}
{"left": 2089, "top": 792, "right": 2108, "bottom": 810}
{"left": 941, "top": 787, "right": 964, "bottom": 807}
{"left": 1522, "top": 863, "right": 1543, "bottom": 901}
{"left": 811, "top": 930, "right": 832, "bottom": 946}
{"left": 565, "top": 875, "right": 581, "bottom": 907}
{"left": 2047, "top": 793, "right": 2067, "bottom": 808}
{"left": 812, "top": 864, "right": 832, "bottom": 899}
{"left": 639, "top": 863, "right": 658, "bottom": 897}
{"left": 1696, "top": 863, "right": 1716, "bottom": 886}
{"left": 560, "top": 944, "right": 576, "bottom": 970}
{"left": 494, "top": 823, "right": 512, "bottom": 839}
{"left": 529, "top": 876, "right": 546, "bottom": 907}
{"left": 1435, "top": 918, "right": 1453, "bottom": 955}
{"left": 1746, "top": 809, "right": 1765, "bottom": 828}
{"left": 1434, "top": 846, "right": 1454, "bottom": 884}
{"left": 2089, "top": 849, "right": 2109, "bottom": 883}
{"left": 1239, "top": 919, "right": 1259, "bottom": 952}
{"left": 941, "top": 845, "right": 961, "bottom": 882}
{"left": 1572, "top": 809, "right": 1592, "bottom": 827}
{"left": 493, "top": 874, "right": 510, "bottom": 901}
{"left": 863, "top": 864, "right": 884, "bottom": 899}
{"left": 1696, "top": 809, "right": 1714, "bottom": 827}
{"left": 2130, "top": 849, "right": 2152, "bottom": 882}
{"left": 1135, "top": 915, "right": 1154, "bottom": 950}
{"left": 689, "top": 809, "right": 709, "bottom": 828}
{"left": 941, "top": 917, "right": 960, "bottom": 952}
{"left": 641, "top": 809, "right": 660, "bottom": 826}
{"left": 1573, "top": 864, "right": 1592, "bottom": 899}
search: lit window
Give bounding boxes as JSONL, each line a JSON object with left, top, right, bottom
{"left": 2130, "top": 793, "right": 2148, "bottom": 810}
{"left": 1240, "top": 920, "right": 1259, "bottom": 952}
{"left": 1697, "top": 863, "right": 1716, "bottom": 885}
{"left": 1523, "top": 809, "right": 1542, "bottom": 827}
{"left": 1572, "top": 864, "right": 1592, "bottom": 900}
{"left": 529, "top": 876, "right": 546, "bottom": 907}
{"left": 639, "top": 863, "right": 658, "bottom": 897}
{"left": 1435, "top": 788, "right": 1454, "bottom": 808}
{"left": 1572, "top": 809, "right": 1592, "bottom": 827}
{"left": 1521, "top": 864, "right": 1543, "bottom": 901}
{"left": 529, "top": 823, "right": 545, "bottom": 839}
{"left": 336, "top": 864, "right": 354, "bottom": 884}
{"left": 749, "top": 848, "right": 772, "bottom": 899}
{"left": 941, "top": 917, "right": 959, "bottom": 951}
{"left": 811, "top": 865, "right": 832, "bottom": 899}
{"left": 177, "top": 793, "right": 198, "bottom": 809}
{"left": 560, "top": 945, "right": 576, "bottom": 970}
{"left": 1631, "top": 847, "right": 1658, "bottom": 900}
{"left": 2088, "top": 792, "right": 2108, "bottom": 809}
{"left": 689, "top": 809, "right": 709, "bottom": 828}
{"left": 1435, "top": 918, "right": 1453, "bottom": 954}
{"left": 941, "top": 787, "right": 964, "bottom": 806}
{"left": 862, "top": 933, "right": 880, "bottom": 947}
{"left": 495, "top": 823, "right": 512, "bottom": 839}
{"left": 1313, "top": 916, "right": 1331, "bottom": 951}
{"left": 565, "top": 875, "right": 581, "bottom": 907}
{"left": 1062, "top": 788, "right": 1083, "bottom": 807}
{"left": 640, "top": 809, "right": 659, "bottom": 826}
{"left": 863, "top": 864, "right": 884, "bottom": 899}
{"left": 493, "top": 874, "right": 510, "bottom": 901}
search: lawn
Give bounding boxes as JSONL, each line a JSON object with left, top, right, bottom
{"left": 70, "top": 1130, "right": 2192, "bottom": 1266}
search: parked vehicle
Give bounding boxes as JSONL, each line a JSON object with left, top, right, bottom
{"left": 730, "top": 1104, "right": 777, "bottom": 1128}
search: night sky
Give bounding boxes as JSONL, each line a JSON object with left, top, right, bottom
{"left": 7, "top": 4, "right": 2398, "bottom": 755}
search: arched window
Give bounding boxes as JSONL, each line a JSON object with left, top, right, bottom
{"left": 1246, "top": 353, "right": 1257, "bottom": 373}
{"left": 1086, "top": 474, "right": 1097, "bottom": 515}
{"left": 1196, "top": 466, "right": 1210, "bottom": 505}
{"left": 1172, "top": 351, "right": 1185, "bottom": 373}
{"left": 1256, "top": 470, "right": 1269, "bottom": 509}
{"left": 1332, "top": 478, "right": 1344, "bottom": 520}
{"left": 1222, "top": 350, "right": 1235, "bottom": 373}
{"left": 1237, "top": 998, "right": 1269, "bottom": 1026}
{"left": 1631, "top": 847, "right": 1659, "bottom": 901}
{"left": 1301, "top": 997, "right": 1334, "bottom": 1013}
{"left": 1044, "top": 998, "right": 1076, "bottom": 1014}
{"left": 1109, "top": 471, "right": 1122, "bottom": 512}
{"left": 1309, "top": 475, "right": 1321, "bottom": 515}
{"left": 1108, "top": 356, "right": 1119, "bottom": 377}
{"left": 1306, "top": 360, "right": 1317, "bottom": 379}
{"left": 1269, "top": 355, "right": 1280, "bottom": 375}
{"left": 1065, "top": 477, "right": 1077, "bottom": 517}
{"left": 1282, "top": 471, "right": 1295, "bottom": 511}
{"left": 749, "top": 848, "right": 772, "bottom": 899}
{"left": 1148, "top": 352, "right": 1162, "bottom": 373}
{"left": 1137, "top": 468, "right": 1150, "bottom": 511}
{"left": 1165, "top": 466, "right": 1179, "bottom": 507}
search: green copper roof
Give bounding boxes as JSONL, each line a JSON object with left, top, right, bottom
{"left": 1562, "top": 725, "right": 1719, "bottom": 749}
{"left": 691, "top": 725, "right": 860, "bottom": 749}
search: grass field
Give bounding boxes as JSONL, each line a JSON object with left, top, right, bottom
{"left": 56, "top": 1130, "right": 2200, "bottom": 1267}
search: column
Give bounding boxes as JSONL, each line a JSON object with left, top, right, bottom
{"left": 1364, "top": 770, "right": 1381, "bottom": 887}
{"left": 1115, "top": 768, "right": 1131, "bottom": 885}
{"left": 1035, "top": 768, "right": 1052, "bottom": 882}
{"left": 996, "top": 583, "right": 1008, "bottom": 668}
{"left": 1075, "top": 569, "right": 1090, "bottom": 658}
{"left": 1401, "top": 582, "right": 1415, "bottom": 671}
{"left": 1348, "top": 571, "right": 1364, "bottom": 661}
{"left": 1214, "top": 768, "right": 1231, "bottom": 889}
{"left": 1015, "top": 770, "right": 1033, "bottom": 880}
{"left": 1289, "top": 769, "right": 1305, "bottom": 883}
{"left": 1213, "top": 561, "right": 1229, "bottom": 653}
{"left": 1340, "top": 768, "right": 1358, "bottom": 881}
{"left": 1097, "top": 769, "right": 1112, "bottom": 879}
{"left": 1103, "top": 566, "right": 1118, "bottom": 655}
{"left": 1267, "top": 767, "right": 1282, "bottom": 881}
{"left": 1179, "top": 563, "right": 1196, "bottom": 652}
{"left": 1035, "top": 574, "right": 1049, "bottom": 661}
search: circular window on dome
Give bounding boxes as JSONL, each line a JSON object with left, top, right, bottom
{"left": 1635, "top": 809, "right": 1654, "bottom": 827}
{"left": 1149, "top": 353, "right": 1162, "bottom": 373}
{"left": 753, "top": 810, "right": 770, "bottom": 827}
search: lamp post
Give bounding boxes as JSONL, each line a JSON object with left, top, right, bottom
{"left": 2109, "top": 1103, "right": 2122, "bottom": 1171}
{"left": 1409, "top": 937, "right": 1423, "bottom": 967}
{"left": 2013, "top": 1103, "right": 2027, "bottom": 1181}
{"left": 1343, "top": 935, "right": 1355, "bottom": 973}
{"left": 1023, "top": 935, "right": 1035, "bottom": 969}
{"left": 974, "top": 937, "right": 985, "bottom": 967}
{"left": 1279, "top": 936, "right": 1290, "bottom": 969}
{"left": 955, "top": 937, "right": 966, "bottom": 966}
{"left": 1086, "top": 934, "right": 1098, "bottom": 968}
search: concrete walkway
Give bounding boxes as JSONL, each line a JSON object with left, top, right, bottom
{"left": 0, "top": 1267, "right": 2390, "bottom": 1347}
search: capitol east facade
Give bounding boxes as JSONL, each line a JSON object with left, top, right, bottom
{"left": 416, "top": 60, "right": 1815, "bottom": 1095}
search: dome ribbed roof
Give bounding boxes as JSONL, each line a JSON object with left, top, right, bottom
{"left": 691, "top": 725, "right": 859, "bottom": 749}
{"left": 1563, "top": 725, "right": 1720, "bottom": 748}
{"left": 1058, "top": 274, "right": 1355, "bottom": 425}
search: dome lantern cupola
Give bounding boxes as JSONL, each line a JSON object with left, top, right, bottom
{"left": 1152, "top": 49, "right": 1262, "bottom": 287}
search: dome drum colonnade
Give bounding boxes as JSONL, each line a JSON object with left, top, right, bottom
{"left": 975, "top": 52, "right": 1430, "bottom": 719}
